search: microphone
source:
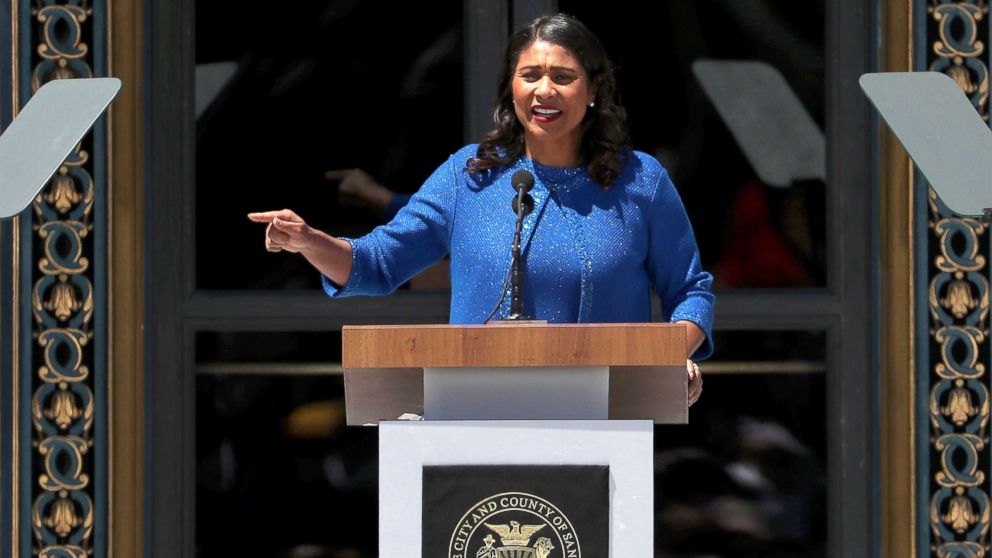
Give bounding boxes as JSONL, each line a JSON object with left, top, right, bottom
{"left": 512, "top": 192, "right": 534, "bottom": 216}
{"left": 481, "top": 169, "right": 541, "bottom": 323}
{"left": 505, "top": 170, "right": 535, "bottom": 321}
{"left": 511, "top": 169, "right": 535, "bottom": 193}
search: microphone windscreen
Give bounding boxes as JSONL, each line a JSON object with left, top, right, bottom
{"left": 512, "top": 193, "right": 535, "bottom": 216}
{"left": 511, "top": 169, "right": 535, "bottom": 192}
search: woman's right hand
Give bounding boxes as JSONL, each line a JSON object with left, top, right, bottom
{"left": 247, "top": 209, "right": 314, "bottom": 253}
{"left": 247, "top": 209, "right": 354, "bottom": 286}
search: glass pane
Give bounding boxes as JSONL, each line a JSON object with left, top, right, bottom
{"left": 655, "top": 329, "right": 827, "bottom": 556}
{"left": 195, "top": 331, "right": 379, "bottom": 556}
{"left": 195, "top": 1, "right": 463, "bottom": 290}
{"left": 558, "top": 0, "right": 827, "bottom": 288}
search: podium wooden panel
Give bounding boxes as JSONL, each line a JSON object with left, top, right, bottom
{"left": 342, "top": 323, "right": 688, "bottom": 425}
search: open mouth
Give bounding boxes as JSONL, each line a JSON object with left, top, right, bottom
{"left": 531, "top": 105, "right": 562, "bottom": 123}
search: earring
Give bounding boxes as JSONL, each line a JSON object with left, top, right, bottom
{"left": 588, "top": 101, "right": 596, "bottom": 108}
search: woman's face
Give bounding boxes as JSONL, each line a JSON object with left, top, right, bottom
{"left": 511, "top": 40, "right": 596, "bottom": 159}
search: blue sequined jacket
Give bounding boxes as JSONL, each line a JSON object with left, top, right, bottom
{"left": 323, "top": 145, "right": 716, "bottom": 359}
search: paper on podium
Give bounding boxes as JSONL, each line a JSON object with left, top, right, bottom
{"left": 860, "top": 71, "right": 991, "bottom": 217}
{"left": 0, "top": 77, "right": 121, "bottom": 218}
{"left": 692, "top": 59, "right": 825, "bottom": 188}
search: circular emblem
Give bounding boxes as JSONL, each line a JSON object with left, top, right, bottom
{"left": 447, "top": 492, "right": 580, "bottom": 558}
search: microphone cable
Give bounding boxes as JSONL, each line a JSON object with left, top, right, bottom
{"left": 482, "top": 254, "right": 514, "bottom": 323}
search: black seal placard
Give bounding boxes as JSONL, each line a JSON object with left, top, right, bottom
{"left": 422, "top": 465, "right": 609, "bottom": 558}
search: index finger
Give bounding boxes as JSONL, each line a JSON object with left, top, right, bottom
{"left": 247, "top": 209, "right": 295, "bottom": 223}
{"left": 324, "top": 169, "right": 355, "bottom": 181}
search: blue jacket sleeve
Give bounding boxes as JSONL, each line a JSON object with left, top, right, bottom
{"left": 322, "top": 155, "right": 457, "bottom": 297}
{"left": 647, "top": 169, "right": 716, "bottom": 360}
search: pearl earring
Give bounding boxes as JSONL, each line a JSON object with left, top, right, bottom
{"left": 588, "top": 101, "right": 596, "bottom": 108}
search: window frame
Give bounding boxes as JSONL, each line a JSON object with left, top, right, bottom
{"left": 144, "top": 0, "right": 876, "bottom": 555}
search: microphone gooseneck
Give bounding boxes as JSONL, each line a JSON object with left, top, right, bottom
{"left": 505, "top": 170, "right": 535, "bottom": 321}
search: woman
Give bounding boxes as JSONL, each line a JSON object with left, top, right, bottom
{"left": 249, "top": 14, "right": 712, "bottom": 404}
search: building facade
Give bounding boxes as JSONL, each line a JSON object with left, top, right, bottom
{"left": 0, "top": 0, "right": 983, "bottom": 556}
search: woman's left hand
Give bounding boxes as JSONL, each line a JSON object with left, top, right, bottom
{"left": 687, "top": 359, "right": 703, "bottom": 406}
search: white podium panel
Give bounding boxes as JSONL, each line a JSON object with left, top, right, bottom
{"left": 379, "top": 420, "right": 654, "bottom": 557}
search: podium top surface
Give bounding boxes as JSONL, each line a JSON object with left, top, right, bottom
{"left": 342, "top": 323, "right": 687, "bottom": 369}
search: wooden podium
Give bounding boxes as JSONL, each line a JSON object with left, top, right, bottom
{"left": 342, "top": 322, "right": 689, "bottom": 424}
{"left": 342, "top": 323, "right": 689, "bottom": 556}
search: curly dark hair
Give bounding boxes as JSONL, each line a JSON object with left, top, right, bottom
{"left": 467, "top": 14, "right": 631, "bottom": 188}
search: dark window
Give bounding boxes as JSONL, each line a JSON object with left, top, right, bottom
{"left": 560, "top": 0, "right": 827, "bottom": 288}
{"left": 195, "top": 1, "right": 464, "bottom": 290}
{"left": 656, "top": 330, "right": 827, "bottom": 556}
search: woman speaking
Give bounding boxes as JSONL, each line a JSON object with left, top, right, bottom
{"left": 249, "top": 14, "right": 714, "bottom": 404}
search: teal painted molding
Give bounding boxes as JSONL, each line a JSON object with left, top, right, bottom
{"left": 1, "top": 0, "right": 17, "bottom": 555}
{"left": 918, "top": 2, "right": 992, "bottom": 558}
{"left": 15, "top": 0, "right": 108, "bottom": 556}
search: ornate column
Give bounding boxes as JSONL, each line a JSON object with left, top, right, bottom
{"left": 922, "top": 2, "right": 992, "bottom": 557}
{"left": 4, "top": 1, "right": 109, "bottom": 556}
